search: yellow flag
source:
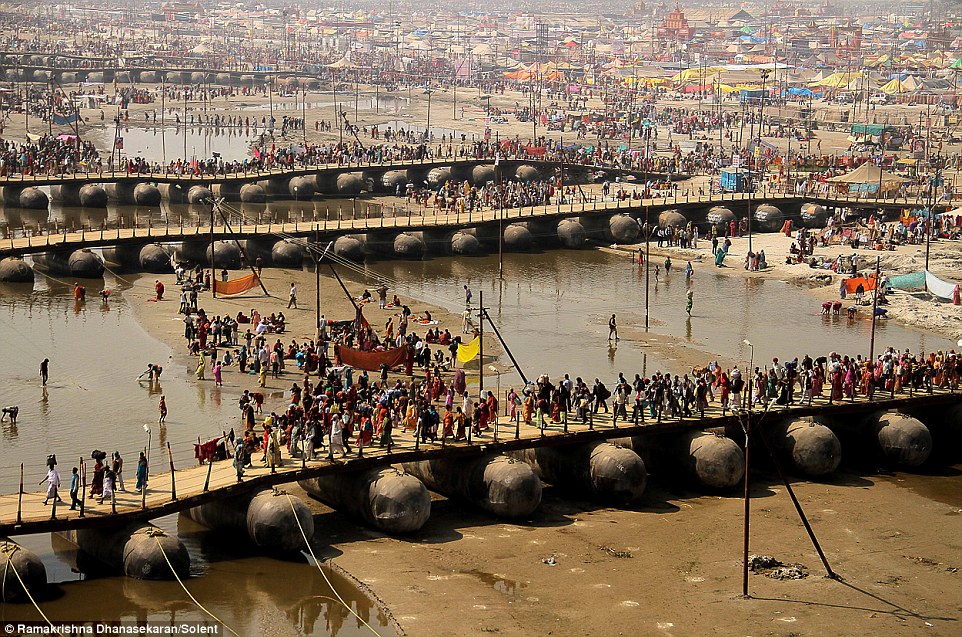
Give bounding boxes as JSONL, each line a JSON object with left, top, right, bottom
{"left": 456, "top": 337, "right": 481, "bottom": 364}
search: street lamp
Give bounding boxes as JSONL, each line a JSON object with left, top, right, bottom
{"left": 423, "top": 88, "right": 435, "bottom": 144}
{"left": 740, "top": 338, "right": 754, "bottom": 599}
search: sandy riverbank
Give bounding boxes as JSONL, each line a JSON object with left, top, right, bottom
{"left": 290, "top": 466, "right": 961, "bottom": 637}
{"left": 607, "top": 231, "right": 962, "bottom": 342}
{"left": 120, "top": 264, "right": 469, "bottom": 415}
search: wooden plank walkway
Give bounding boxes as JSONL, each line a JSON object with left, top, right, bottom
{"left": 1, "top": 387, "right": 957, "bottom": 536}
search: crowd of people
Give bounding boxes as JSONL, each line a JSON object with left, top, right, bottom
{"left": 0, "top": 134, "right": 100, "bottom": 175}
{"left": 218, "top": 334, "right": 960, "bottom": 480}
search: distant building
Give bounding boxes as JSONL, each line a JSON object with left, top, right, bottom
{"left": 656, "top": 5, "right": 694, "bottom": 42}
{"left": 160, "top": 2, "right": 205, "bottom": 22}
{"left": 830, "top": 25, "right": 862, "bottom": 54}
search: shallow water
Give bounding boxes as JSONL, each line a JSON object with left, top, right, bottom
{"left": 0, "top": 244, "right": 956, "bottom": 634}
{"left": 90, "top": 125, "right": 257, "bottom": 163}
{"left": 8, "top": 513, "right": 396, "bottom": 637}
{"left": 0, "top": 276, "right": 396, "bottom": 634}
{"left": 363, "top": 249, "right": 953, "bottom": 385}
{"left": 0, "top": 248, "right": 952, "bottom": 488}
{"left": 0, "top": 278, "right": 237, "bottom": 487}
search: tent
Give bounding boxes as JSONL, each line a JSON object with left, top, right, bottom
{"left": 670, "top": 67, "right": 723, "bottom": 82}
{"left": 880, "top": 78, "right": 913, "bottom": 94}
{"left": 808, "top": 71, "right": 864, "bottom": 89}
{"left": 828, "top": 163, "right": 910, "bottom": 194}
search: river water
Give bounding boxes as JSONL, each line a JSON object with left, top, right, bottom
{"left": 89, "top": 125, "right": 257, "bottom": 164}
{"left": 0, "top": 248, "right": 952, "bottom": 485}
{"left": 362, "top": 249, "right": 953, "bottom": 385}
{"left": 7, "top": 512, "right": 396, "bottom": 637}
{"left": 0, "top": 279, "right": 395, "bottom": 636}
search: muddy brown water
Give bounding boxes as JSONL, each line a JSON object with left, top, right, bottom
{"left": 362, "top": 249, "right": 953, "bottom": 384}
{"left": 7, "top": 513, "right": 396, "bottom": 636}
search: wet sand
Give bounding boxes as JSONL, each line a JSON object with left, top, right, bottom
{"left": 292, "top": 467, "right": 961, "bottom": 637}
{"left": 609, "top": 231, "right": 962, "bottom": 342}
{"left": 124, "top": 266, "right": 462, "bottom": 354}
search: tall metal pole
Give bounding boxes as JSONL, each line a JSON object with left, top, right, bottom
{"left": 161, "top": 76, "right": 166, "bottom": 166}
{"left": 183, "top": 83, "right": 188, "bottom": 163}
{"left": 742, "top": 405, "right": 751, "bottom": 597}
{"left": 498, "top": 158, "right": 504, "bottom": 279}
{"left": 210, "top": 203, "right": 216, "bottom": 298}
{"left": 315, "top": 228, "right": 322, "bottom": 335}
{"left": 478, "top": 290, "right": 484, "bottom": 405}
{"left": 926, "top": 161, "right": 938, "bottom": 273}
{"left": 869, "top": 255, "right": 881, "bottom": 365}
{"left": 645, "top": 204, "right": 650, "bottom": 331}
{"left": 741, "top": 341, "right": 754, "bottom": 597}
{"left": 333, "top": 70, "right": 341, "bottom": 145}
{"left": 425, "top": 90, "right": 432, "bottom": 143}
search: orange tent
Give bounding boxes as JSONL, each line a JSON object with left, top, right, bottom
{"left": 844, "top": 274, "right": 878, "bottom": 294}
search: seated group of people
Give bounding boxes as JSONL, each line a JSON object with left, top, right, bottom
{"left": 236, "top": 309, "right": 286, "bottom": 334}
{"left": 423, "top": 328, "right": 454, "bottom": 345}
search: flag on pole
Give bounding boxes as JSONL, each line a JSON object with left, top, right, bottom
{"left": 456, "top": 337, "right": 481, "bottom": 364}
{"left": 52, "top": 112, "right": 79, "bottom": 125}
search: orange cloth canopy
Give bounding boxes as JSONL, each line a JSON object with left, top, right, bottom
{"left": 213, "top": 273, "right": 261, "bottom": 296}
{"left": 844, "top": 275, "right": 877, "bottom": 294}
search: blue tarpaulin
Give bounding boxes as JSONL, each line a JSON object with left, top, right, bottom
{"left": 786, "top": 88, "right": 822, "bottom": 97}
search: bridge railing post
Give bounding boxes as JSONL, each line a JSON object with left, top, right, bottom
{"left": 203, "top": 460, "right": 213, "bottom": 491}
{"left": 79, "top": 458, "right": 86, "bottom": 518}
{"left": 16, "top": 463, "right": 23, "bottom": 525}
{"left": 167, "top": 442, "right": 177, "bottom": 501}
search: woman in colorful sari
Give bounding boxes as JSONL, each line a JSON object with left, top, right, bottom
{"left": 89, "top": 458, "right": 104, "bottom": 498}
{"left": 522, "top": 392, "right": 535, "bottom": 425}
{"left": 486, "top": 391, "right": 498, "bottom": 429}
{"left": 195, "top": 351, "right": 206, "bottom": 380}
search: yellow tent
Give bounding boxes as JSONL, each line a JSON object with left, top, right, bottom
{"left": 670, "top": 67, "right": 724, "bottom": 82}
{"left": 880, "top": 78, "right": 910, "bottom": 95}
{"left": 809, "top": 71, "right": 865, "bottom": 88}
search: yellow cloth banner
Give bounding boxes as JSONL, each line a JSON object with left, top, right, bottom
{"left": 213, "top": 273, "right": 260, "bottom": 296}
{"left": 456, "top": 337, "right": 481, "bottom": 364}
